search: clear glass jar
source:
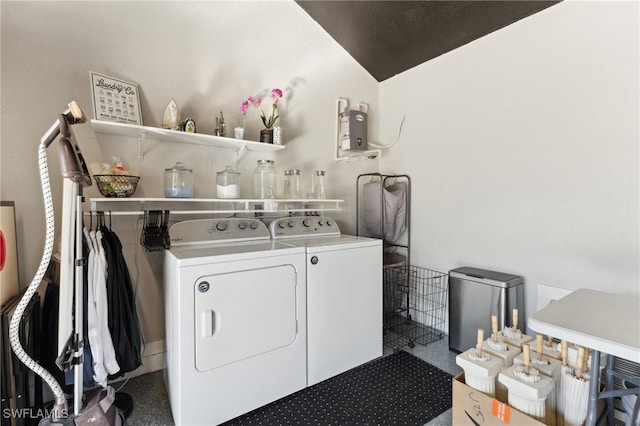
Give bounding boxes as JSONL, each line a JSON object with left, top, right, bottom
{"left": 291, "top": 169, "right": 302, "bottom": 199}
{"left": 254, "top": 160, "right": 276, "bottom": 199}
{"left": 164, "top": 162, "right": 193, "bottom": 198}
{"left": 216, "top": 166, "right": 241, "bottom": 198}
{"left": 282, "top": 170, "right": 292, "bottom": 198}
{"left": 313, "top": 170, "right": 326, "bottom": 199}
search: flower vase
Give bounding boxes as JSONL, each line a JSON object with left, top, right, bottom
{"left": 260, "top": 129, "right": 274, "bottom": 144}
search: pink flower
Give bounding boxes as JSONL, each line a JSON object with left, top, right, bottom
{"left": 241, "top": 88, "right": 283, "bottom": 129}
{"left": 271, "top": 88, "right": 283, "bottom": 99}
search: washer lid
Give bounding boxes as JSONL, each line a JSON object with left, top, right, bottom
{"left": 279, "top": 234, "right": 381, "bottom": 253}
{"left": 167, "top": 240, "right": 304, "bottom": 264}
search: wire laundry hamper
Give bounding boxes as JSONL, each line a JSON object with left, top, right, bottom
{"left": 384, "top": 264, "right": 448, "bottom": 352}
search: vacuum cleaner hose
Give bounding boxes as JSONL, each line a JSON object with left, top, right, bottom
{"left": 8, "top": 142, "right": 68, "bottom": 419}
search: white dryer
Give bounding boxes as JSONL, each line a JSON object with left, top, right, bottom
{"left": 270, "top": 216, "right": 382, "bottom": 385}
{"left": 163, "top": 218, "right": 307, "bottom": 426}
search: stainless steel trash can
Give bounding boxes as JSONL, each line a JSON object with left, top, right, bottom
{"left": 448, "top": 267, "right": 524, "bottom": 353}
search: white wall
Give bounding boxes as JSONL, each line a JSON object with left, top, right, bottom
{"left": 1, "top": 1, "right": 379, "bottom": 352}
{"left": 379, "top": 0, "right": 640, "bottom": 327}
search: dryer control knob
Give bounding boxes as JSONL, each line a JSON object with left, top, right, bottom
{"left": 238, "top": 221, "right": 248, "bottom": 230}
{"left": 250, "top": 222, "right": 259, "bottom": 229}
{"left": 278, "top": 221, "right": 287, "bottom": 229}
{"left": 287, "top": 220, "right": 295, "bottom": 228}
{"left": 326, "top": 219, "right": 333, "bottom": 227}
{"left": 302, "top": 219, "right": 311, "bottom": 228}
{"left": 216, "top": 221, "right": 227, "bottom": 232}
{"left": 318, "top": 219, "right": 326, "bottom": 226}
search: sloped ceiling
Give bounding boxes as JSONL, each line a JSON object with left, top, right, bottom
{"left": 296, "top": 1, "right": 561, "bottom": 81}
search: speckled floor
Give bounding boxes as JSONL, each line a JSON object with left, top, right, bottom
{"left": 118, "top": 336, "right": 462, "bottom": 426}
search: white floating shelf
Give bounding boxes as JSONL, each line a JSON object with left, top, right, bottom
{"left": 89, "top": 197, "right": 343, "bottom": 216}
{"left": 90, "top": 119, "right": 284, "bottom": 160}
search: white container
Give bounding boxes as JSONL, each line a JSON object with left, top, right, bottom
{"left": 456, "top": 348, "right": 504, "bottom": 397}
{"left": 499, "top": 366, "right": 555, "bottom": 422}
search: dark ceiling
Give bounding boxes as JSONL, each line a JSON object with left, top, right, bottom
{"left": 296, "top": 1, "right": 560, "bottom": 81}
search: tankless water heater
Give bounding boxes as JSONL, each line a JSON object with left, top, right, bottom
{"left": 338, "top": 99, "right": 368, "bottom": 151}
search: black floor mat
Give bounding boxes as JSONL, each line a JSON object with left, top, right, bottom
{"left": 222, "top": 351, "right": 453, "bottom": 426}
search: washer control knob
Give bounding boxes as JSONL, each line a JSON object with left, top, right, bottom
{"left": 216, "top": 221, "right": 227, "bottom": 232}
{"left": 238, "top": 221, "right": 248, "bottom": 230}
{"left": 287, "top": 220, "right": 295, "bottom": 228}
{"left": 302, "top": 219, "right": 311, "bottom": 228}
{"left": 326, "top": 219, "right": 333, "bottom": 227}
{"left": 250, "top": 222, "right": 259, "bottom": 230}
{"left": 278, "top": 221, "right": 287, "bottom": 229}
{"left": 318, "top": 219, "right": 326, "bottom": 226}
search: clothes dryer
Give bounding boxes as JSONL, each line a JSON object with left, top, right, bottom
{"left": 164, "top": 218, "right": 307, "bottom": 425}
{"left": 270, "top": 216, "right": 382, "bottom": 385}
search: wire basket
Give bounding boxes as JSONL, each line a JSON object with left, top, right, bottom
{"left": 94, "top": 175, "right": 140, "bottom": 198}
{"left": 383, "top": 265, "right": 448, "bottom": 351}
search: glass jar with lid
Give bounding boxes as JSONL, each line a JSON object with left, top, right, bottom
{"left": 290, "top": 169, "right": 302, "bottom": 199}
{"left": 312, "top": 170, "right": 326, "bottom": 199}
{"left": 216, "top": 166, "right": 241, "bottom": 198}
{"left": 164, "top": 162, "right": 193, "bottom": 198}
{"left": 282, "top": 170, "right": 292, "bottom": 198}
{"left": 254, "top": 160, "right": 276, "bottom": 199}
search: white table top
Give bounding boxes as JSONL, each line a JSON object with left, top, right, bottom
{"left": 528, "top": 289, "right": 640, "bottom": 363}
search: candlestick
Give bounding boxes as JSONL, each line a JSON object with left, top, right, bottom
{"left": 560, "top": 340, "right": 568, "bottom": 366}
{"left": 491, "top": 315, "right": 498, "bottom": 340}
{"left": 523, "top": 344, "right": 531, "bottom": 375}
{"left": 477, "top": 328, "right": 484, "bottom": 355}
{"left": 512, "top": 308, "right": 518, "bottom": 329}
{"left": 536, "top": 334, "right": 543, "bottom": 360}
{"left": 576, "top": 347, "right": 585, "bottom": 377}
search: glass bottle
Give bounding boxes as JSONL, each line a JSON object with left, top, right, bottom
{"left": 164, "top": 162, "right": 193, "bottom": 198}
{"left": 314, "top": 170, "right": 326, "bottom": 199}
{"left": 282, "top": 170, "right": 292, "bottom": 198}
{"left": 254, "top": 160, "right": 276, "bottom": 199}
{"left": 291, "top": 169, "right": 302, "bottom": 199}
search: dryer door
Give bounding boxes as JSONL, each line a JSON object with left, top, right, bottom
{"left": 194, "top": 265, "right": 299, "bottom": 372}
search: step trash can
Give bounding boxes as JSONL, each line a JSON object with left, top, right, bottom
{"left": 448, "top": 267, "right": 524, "bottom": 353}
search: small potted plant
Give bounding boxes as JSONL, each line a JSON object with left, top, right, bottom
{"left": 241, "top": 88, "right": 283, "bottom": 143}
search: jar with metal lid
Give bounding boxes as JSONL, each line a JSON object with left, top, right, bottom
{"left": 312, "top": 170, "right": 326, "bottom": 199}
{"left": 291, "top": 169, "right": 302, "bottom": 199}
{"left": 164, "top": 162, "right": 193, "bottom": 198}
{"left": 282, "top": 170, "right": 292, "bottom": 198}
{"left": 254, "top": 160, "right": 276, "bottom": 199}
{"left": 216, "top": 166, "right": 241, "bottom": 199}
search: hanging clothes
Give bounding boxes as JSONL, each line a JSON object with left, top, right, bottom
{"left": 99, "top": 222, "right": 142, "bottom": 376}
{"left": 50, "top": 235, "right": 95, "bottom": 389}
{"left": 84, "top": 226, "right": 119, "bottom": 387}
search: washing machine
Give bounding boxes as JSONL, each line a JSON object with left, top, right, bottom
{"left": 163, "top": 218, "right": 307, "bottom": 426}
{"left": 270, "top": 216, "right": 382, "bottom": 386}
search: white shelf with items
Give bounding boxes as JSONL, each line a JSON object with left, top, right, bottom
{"left": 89, "top": 197, "right": 343, "bottom": 216}
{"left": 90, "top": 119, "right": 284, "bottom": 162}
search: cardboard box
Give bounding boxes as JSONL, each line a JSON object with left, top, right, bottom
{"left": 453, "top": 372, "right": 546, "bottom": 425}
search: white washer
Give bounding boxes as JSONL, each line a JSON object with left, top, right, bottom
{"left": 270, "top": 216, "right": 382, "bottom": 385}
{"left": 163, "top": 218, "right": 307, "bottom": 426}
